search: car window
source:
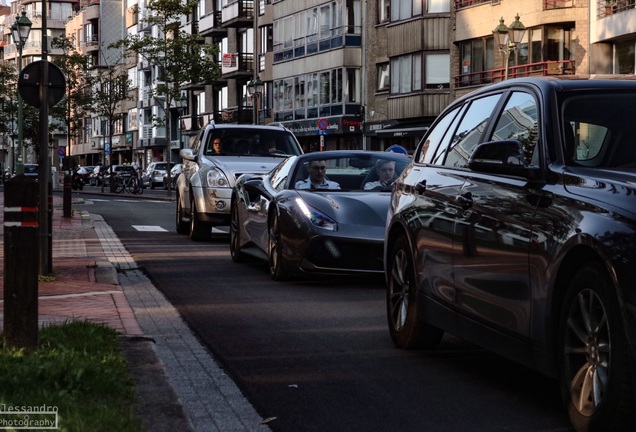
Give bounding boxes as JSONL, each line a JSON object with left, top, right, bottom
{"left": 203, "top": 130, "right": 301, "bottom": 157}
{"left": 444, "top": 94, "right": 502, "bottom": 168}
{"left": 270, "top": 157, "right": 297, "bottom": 191}
{"left": 490, "top": 91, "right": 539, "bottom": 167}
{"left": 561, "top": 94, "right": 627, "bottom": 168}
{"left": 418, "top": 105, "right": 464, "bottom": 165}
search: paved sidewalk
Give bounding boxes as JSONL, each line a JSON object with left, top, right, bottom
{"left": 0, "top": 189, "right": 271, "bottom": 432}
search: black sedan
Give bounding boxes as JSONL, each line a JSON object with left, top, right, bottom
{"left": 230, "top": 150, "right": 410, "bottom": 280}
{"left": 385, "top": 77, "right": 636, "bottom": 432}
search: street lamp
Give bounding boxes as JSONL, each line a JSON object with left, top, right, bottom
{"left": 492, "top": 14, "right": 526, "bottom": 81}
{"left": 246, "top": 76, "right": 264, "bottom": 125}
{"left": 11, "top": 10, "right": 32, "bottom": 175}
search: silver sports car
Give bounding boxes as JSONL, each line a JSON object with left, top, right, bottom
{"left": 230, "top": 150, "right": 410, "bottom": 280}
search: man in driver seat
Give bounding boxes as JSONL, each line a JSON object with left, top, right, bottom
{"left": 363, "top": 160, "right": 396, "bottom": 190}
{"left": 295, "top": 160, "right": 341, "bottom": 190}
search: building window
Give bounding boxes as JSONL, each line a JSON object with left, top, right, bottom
{"left": 377, "top": 63, "right": 390, "bottom": 92}
{"left": 614, "top": 40, "right": 635, "bottom": 74}
{"left": 391, "top": 0, "right": 422, "bottom": 21}
{"left": 426, "top": 53, "right": 450, "bottom": 89}
{"left": 427, "top": 0, "right": 450, "bottom": 13}
{"left": 378, "top": 0, "right": 389, "bottom": 23}
{"left": 390, "top": 53, "right": 422, "bottom": 94}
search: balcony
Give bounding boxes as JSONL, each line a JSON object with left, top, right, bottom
{"left": 221, "top": 0, "right": 254, "bottom": 28}
{"left": 598, "top": 0, "right": 636, "bottom": 18}
{"left": 454, "top": 60, "right": 575, "bottom": 88}
{"left": 221, "top": 52, "right": 254, "bottom": 78}
{"left": 199, "top": 11, "right": 227, "bottom": 41}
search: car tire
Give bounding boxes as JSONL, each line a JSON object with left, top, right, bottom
{"left": 175, "top": 192, "right": 189, "bottom": 234}
{"left": 386, "top": 234, "right": 443, "bottom": 349}
{"left": 229, "top": 201, "right": 247, "bottom": 262}
{"left": 268, "top": 211, "right": 288, "bottom": 281}
{"left": 557, "top": 263, "right": 635, "bottom": 432}
{"left": 150, "top": 182, "right": 155, "bottom": 189}
{"left": 189, "top": 197, "right": 209, "bottom": 241}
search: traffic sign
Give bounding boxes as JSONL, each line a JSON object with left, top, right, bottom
{"left": 318, "top": 118, "right": 328, "bottom": 131}
{"left": 57, "top": 147, "right": 65, "bottom": 157}
{"left": 386, "top": 144, "right": 408, "bottom": 155}
{"left": 18, "top": 60, "right": 66, "bottom": 109}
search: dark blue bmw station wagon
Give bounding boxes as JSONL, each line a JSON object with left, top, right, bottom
{"left": 385, "top": 77, "right": 636, "bottom": 432}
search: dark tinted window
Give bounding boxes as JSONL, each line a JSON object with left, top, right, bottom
{"left": 490, "top": 91, "right": 539, "bottom": 167}
{"left": 444, "top": 94, "right": 502, "bottom": 168}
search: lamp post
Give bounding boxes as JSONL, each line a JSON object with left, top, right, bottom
{"left": 492, "top": 14, "right": 526, "bottom": 81}
{"left": 11, "top": 11, "right": 32, "bottom": 175}
{"left": 246, "top": 76, "right": 264, "bottom": 125}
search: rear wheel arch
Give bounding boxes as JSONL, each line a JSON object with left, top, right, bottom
{"left": 549, "top": 245, "right": 616, "bottom": 355}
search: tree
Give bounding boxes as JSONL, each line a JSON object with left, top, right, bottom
{"left": 111, "top": 0, "right": 220, "bottom": 196}
{"left": 51, "top": 35, "right": 95, "bottom": 168}
{"left": 90, "top": 56, "right": 134, "bottom": 192}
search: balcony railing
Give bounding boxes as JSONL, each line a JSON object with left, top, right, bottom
{"left": 455, "top": 0, "right": 491, "bottom": 10}
{"left": 598, "top": 0, "right": 636, "bottom": 18}
{"left": 455, "top": 60, "right": 575, "bottom": 88}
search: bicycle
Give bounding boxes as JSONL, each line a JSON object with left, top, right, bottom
{"left": 114, "top": 173, "right": 144, "bottom": 194}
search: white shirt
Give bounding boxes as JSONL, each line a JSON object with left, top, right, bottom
{"left": 295, "top": 178, "right": 341, "bottom": 190}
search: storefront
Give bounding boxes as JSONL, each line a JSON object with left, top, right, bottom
{"left": 280, "top": 115, "right": 363, "bottom": 153}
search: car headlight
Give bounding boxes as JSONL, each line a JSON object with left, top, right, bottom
{"left": 295, "top": 198, "right": 337, "bottom": 230}
{"left": 206, "top": 168, "right": 230, "bottom": 188}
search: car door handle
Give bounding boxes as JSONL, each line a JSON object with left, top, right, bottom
{"left": 456, "top": 192, "right": 473, "bottom": 209}
{"left": 415, "top": 180, "right": 427, "bottom": 195}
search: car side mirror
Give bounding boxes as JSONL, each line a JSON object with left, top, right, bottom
{"left": 468, "top": 140, "right": 535, "bottom": 178}
{"left": 180, "top": 148, "right": 197, "bottom": 162}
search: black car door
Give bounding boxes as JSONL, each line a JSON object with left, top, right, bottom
{"left": 450, "top": 90, "right": 540, "bottom": 337}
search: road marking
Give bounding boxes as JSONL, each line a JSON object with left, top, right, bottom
{"left": 132, "top": 225, "right": 168, "bottom": 232}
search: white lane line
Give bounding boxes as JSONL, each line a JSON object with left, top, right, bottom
{"left": 132, "top": 225, "right": 168, "bottom": 232}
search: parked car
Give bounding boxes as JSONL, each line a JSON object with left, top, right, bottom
{"left": 142, "top": 162, "right": 175, "bottom": 189}
{"left": 75, "top": 166, "right": 94, "bottom": 182}
{"left": 163, "top": 163, "right": 182, "bottom": 190}
{"left": 105, "top": 165, "right": 136, "bottom": 186}
{"left": 231, "top": 150, "right": 409, "bottom": 280}
{"left": 384, "top": 77, "right": 636, "bottom": 432}
{"left": 89, "top": 165, "right": 109, "bottom": 186}
{"left": 176, "top": 123, "right": 303, "bottom": 240}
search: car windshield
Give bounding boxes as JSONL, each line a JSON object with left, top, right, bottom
{"left": 203, "top": 130, "right": 301, "bottom": 157}
{"left": 292, "top": 154, "right": 410, "bottom": 191}
{"left": 24, "top": 165, "right": 38, "bottom": 174}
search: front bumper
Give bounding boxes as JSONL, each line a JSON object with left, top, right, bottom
{"left": 193, "top": 185, "right": 232, "bottom": 225}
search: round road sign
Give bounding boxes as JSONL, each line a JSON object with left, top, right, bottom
{"left": 318, "top": 118, "right": 328, "bottom": 130}
{"left": 18, "top": 60, "right": 66, "bottom": 109}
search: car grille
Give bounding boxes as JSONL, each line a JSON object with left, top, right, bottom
{"left": 306, "top": 240, "right": 384, "bottom": 271}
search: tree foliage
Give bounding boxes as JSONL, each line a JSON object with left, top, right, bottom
{"left": 111, "top": 0, "right": 220, "bottom": 125}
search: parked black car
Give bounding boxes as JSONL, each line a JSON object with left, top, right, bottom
{"left": 384, "top": 77, "right": 636, "bottom": 432}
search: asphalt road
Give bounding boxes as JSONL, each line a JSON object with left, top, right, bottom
{"left": 74, "top": 192, "right": 574, "bottom": 432}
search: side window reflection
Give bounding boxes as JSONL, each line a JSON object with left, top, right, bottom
{"left": 444, "top": 94, "right": 502, "bottom": 168}
{"left": 491, "top": 92, "right": 539, "bottom": 167}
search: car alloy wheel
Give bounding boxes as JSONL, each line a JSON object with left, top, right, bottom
{"left": 268, "top": 211, "right": 288, "bottom": 281}
{"left": 386, "top": 235, "right": 443, "bottom": 350}
{"left": 230, "top": 201, "right": 246, "bottom": 262}
{"left": 558, "top": 264, "right": 635, "bottom": 432}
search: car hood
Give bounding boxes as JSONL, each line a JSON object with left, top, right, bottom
{"left": 564, "top": 168, "right": 636, "bottom": 215}
{"left": 203, "top": 155, "right": 284, "bottom": 177}
{"left": 295, "top": 191, "right": 390, "bottom": 226}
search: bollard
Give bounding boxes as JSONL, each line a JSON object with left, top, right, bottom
{"left": 63, "top": 174, "right": 72, "bottom": 218}
{"left": 3, "top": 175, "right": 39, "bottom": 350}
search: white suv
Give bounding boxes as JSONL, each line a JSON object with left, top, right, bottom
{"left": 142, "top": 162, "right": 175, "bottom": 189}
{"left": 175, "top": 123, "right": 303, "bottom": 240}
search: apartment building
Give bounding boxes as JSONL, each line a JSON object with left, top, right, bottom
{"left": 66, "top": 0, "right": 128, "bottom": 166}
{"left": 2, "top": 0, "right": 70, "bottom": 168}
{"left": 451, "top": 0, "right": 636, "bottom": 101}
{"left": 364, "top": 0, "right": 451, "bottom": 152}
{"left": 193, "top": 0, "right": 256, "bottom": 139}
